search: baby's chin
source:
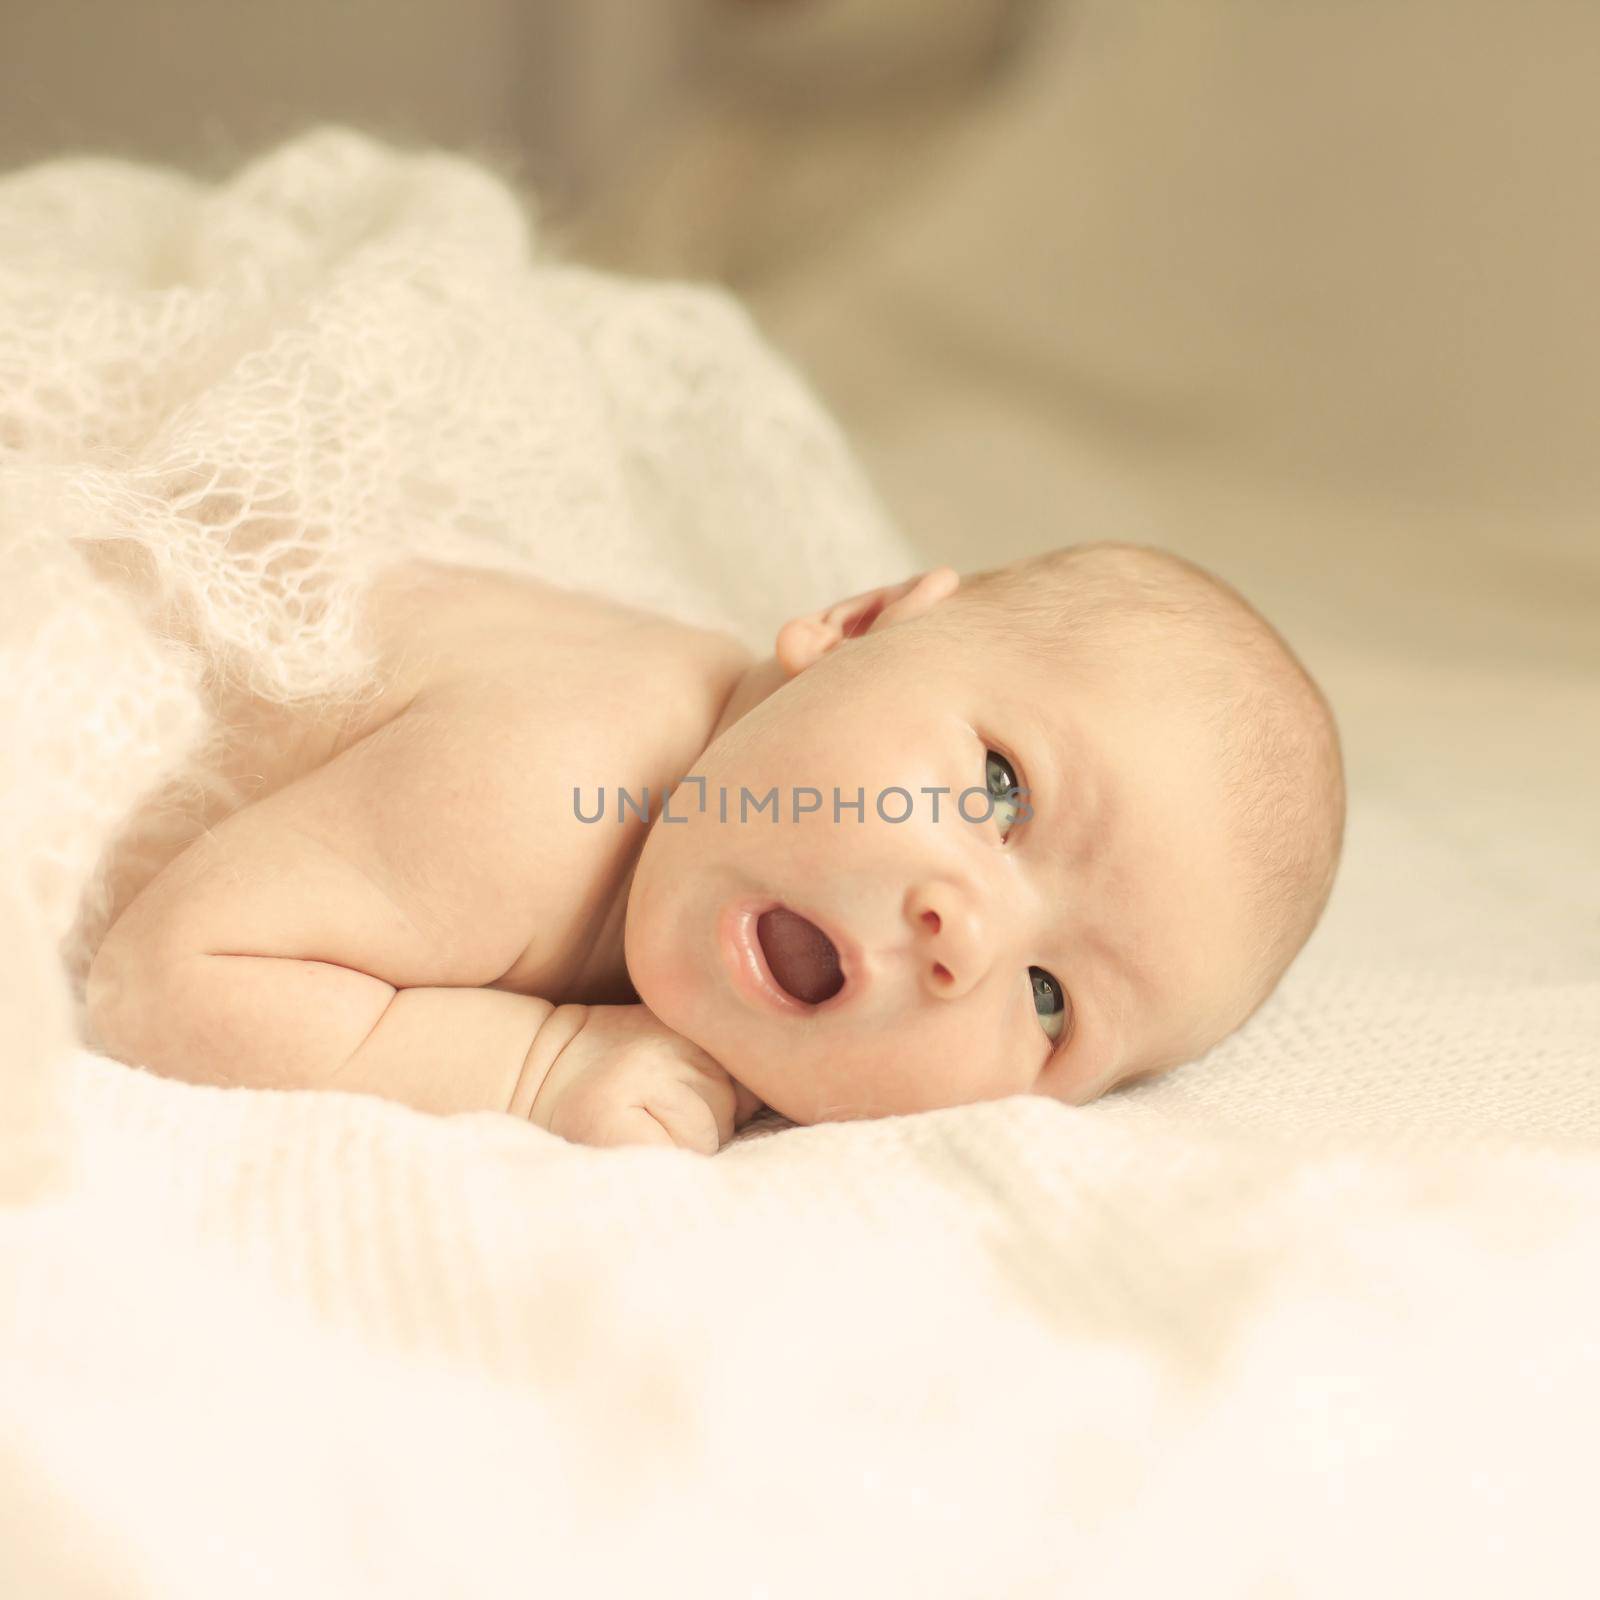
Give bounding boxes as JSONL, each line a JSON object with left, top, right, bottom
{"left": 624, "top": 900, "right": 732, "bottom": 1054}
{"left": 628, "top": 935, "right": 812, "bottom": 1120}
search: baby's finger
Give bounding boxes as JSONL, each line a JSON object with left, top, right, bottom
{"left": 587, "top": 1103, "right": 678, "bottom": 1150}
{"left": 637, "top": 1081, "right": 723, "bottom": 1156}
{"left": 681, "top": 1065, "right": 739, "bottom": 1147}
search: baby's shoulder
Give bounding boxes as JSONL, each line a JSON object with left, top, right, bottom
{"left": 365, "top": 559, "right": 748, "bottom": 734}
{"left": 360, "top": 560, "right": 570, "bottom": 695}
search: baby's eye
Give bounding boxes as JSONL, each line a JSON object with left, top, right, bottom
{"left": 985, "top": 749, "right": 1021, "bottom": 836}
{"left": 1029, "top": 967, "right": 1069, "bottom": 1043}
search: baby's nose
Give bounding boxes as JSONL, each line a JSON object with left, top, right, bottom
{"left": 904, "top": 882, "right": 993, "bottom": 1001}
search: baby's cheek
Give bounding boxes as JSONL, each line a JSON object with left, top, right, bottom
{"left": 825, "top": 1022, "right": 976, "bottom": 1119}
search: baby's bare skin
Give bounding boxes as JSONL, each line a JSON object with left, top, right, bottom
{"left": 88, "top": 560, "right": 767, "bottom": 1150}
{"left": 87, "top": 544, "right": 1337, "bottom": 1152}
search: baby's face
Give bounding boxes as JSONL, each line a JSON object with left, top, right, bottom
{"left": 625, "top": 603, "right": 1255, "bottom": 1124}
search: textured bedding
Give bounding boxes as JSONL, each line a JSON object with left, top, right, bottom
{"left": 3, "top": 126, "right": 1599, "bottom": 1598}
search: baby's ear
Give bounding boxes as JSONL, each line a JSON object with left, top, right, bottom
{"left": 774, "top": 567, "right": 960, "bottom": 678}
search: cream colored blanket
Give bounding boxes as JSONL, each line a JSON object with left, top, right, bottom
{"left": 2, "top": 128, "right": 1598, "bottom": 1598}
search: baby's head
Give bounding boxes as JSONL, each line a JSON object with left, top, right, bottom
{"left": 625, "top": 543, "right": 1344, "bottom": 1125}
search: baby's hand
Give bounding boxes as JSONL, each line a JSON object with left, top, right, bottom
{"left": 530, "top": 1004, "right": 761, "bottom": 1156}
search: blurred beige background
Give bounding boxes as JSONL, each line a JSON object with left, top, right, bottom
{"left": 4, "top": 0, "right": 1597, "bottom": 695}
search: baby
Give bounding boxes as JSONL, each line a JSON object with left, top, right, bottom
{"left": 84, "top": 541, "right": 1345, "bottom": 1153}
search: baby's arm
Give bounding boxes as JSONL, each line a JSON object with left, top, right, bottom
{"left": 85, "top": 689, "right": 755, "bottom": 1151}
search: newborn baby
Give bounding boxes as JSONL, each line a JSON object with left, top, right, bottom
{"left": 85, "top": 541, "right": 1345, "bottom": 1153}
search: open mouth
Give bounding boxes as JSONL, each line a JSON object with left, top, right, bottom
{"left": 718, "top": 900, "right": 854, "bottom": 1017}
{"left": 755, "top": 906, "right": 845, "bottom": 1006}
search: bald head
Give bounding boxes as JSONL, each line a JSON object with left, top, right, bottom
{"left": 946, "top": 542, "right": 1345, "bottom": 1024}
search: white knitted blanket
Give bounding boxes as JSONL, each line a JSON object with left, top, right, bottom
{"left": 3, "top": 128, "right": 1598, "bottom": 1598}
